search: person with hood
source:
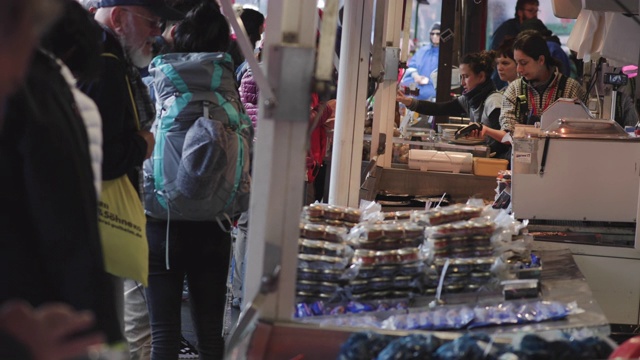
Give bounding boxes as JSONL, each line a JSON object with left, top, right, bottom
{"left": 399, "top": 22, "right": 441, "bottom": 101}
{"left": 397, "top": 50, "right": 511, "bottom": 160}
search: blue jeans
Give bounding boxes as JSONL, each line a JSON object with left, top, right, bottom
{"left": 145, "top": 220, "right": 231, "bottom": 360}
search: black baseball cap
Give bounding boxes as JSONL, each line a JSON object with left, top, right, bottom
{"left": 98, "top": 0, "right": 184, "bottom": 20}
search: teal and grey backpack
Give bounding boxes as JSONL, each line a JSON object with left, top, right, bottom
{"left": 143, "top": 52, "right": 253, "bottom": 223}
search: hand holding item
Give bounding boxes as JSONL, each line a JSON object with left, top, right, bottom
{"left": 454, "top": 122, "right": 484, "bottom": 139}
{"left": 396, "top": 90, "right": 412, "bottom": 107}
{"left": 0, "top": 300, "right": 105, "bottom": 360}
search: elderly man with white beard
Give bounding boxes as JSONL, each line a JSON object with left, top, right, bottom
{"left": 79, "top": 0, "right": 183, "bottom": 177}
{"left": 77, "top": 0, "right": 183, "bottom": 350}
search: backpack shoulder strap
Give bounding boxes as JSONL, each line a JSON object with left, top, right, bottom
{"left": 556, "top": 74, "right": 569, "bottom": 100}
{"left": 516, "top": 79, "right": 529, "bottom": 123}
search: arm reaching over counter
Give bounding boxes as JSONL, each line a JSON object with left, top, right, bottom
{"left": 397, "top": 50, "right": 511, "bottom": 159}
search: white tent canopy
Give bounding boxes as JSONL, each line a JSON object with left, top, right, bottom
{"left": 557, "top": 0, "right": 640, "bottom": 67}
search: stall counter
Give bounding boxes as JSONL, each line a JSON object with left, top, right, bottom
{"left": 227, "top": 248, "right": 610, "bottom": 360}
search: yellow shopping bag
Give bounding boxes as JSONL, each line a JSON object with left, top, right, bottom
{"left": 98, "top": 175, "right": 148, "bottom": 286}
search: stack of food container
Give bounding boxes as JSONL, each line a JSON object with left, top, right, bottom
{"left": 295, "top": 204, "right": 361, "bottom": 303}
{"left": 347, "top": 222, "right": 426, "bottom": 300}
{"left": 302, "top": 203, "right": 361, "bottom": 229}
{"left": 418, "top": 205, "right": 498, "bottom": 294}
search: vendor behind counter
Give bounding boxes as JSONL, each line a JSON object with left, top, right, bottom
{"left": 397, "top": 50, "right": 511, "bottom": 160}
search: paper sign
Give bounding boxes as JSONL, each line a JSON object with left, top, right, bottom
{"left": 515, "top": 152, "right": 532, "bottom": 164}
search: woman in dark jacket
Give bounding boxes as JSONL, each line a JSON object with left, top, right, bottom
{"left": 227, "top": 7, "right": 265, "bottom": 72}
{"left": 397, "top": 50, "right": 511, "bottom": 159}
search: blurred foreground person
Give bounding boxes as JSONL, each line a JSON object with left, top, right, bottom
{"left": 0, "top": 0, "right": 120, "bottom": 357}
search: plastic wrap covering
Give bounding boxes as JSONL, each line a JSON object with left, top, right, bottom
{"left": 337, "top": 331, "right": 615, "bottom": 360}
{"left": 302, "top": 203, "right": 362, "bottom": 229}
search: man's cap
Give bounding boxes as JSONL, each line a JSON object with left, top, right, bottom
{"left": 98, "top": 0, "right": 184, "bottom": 21}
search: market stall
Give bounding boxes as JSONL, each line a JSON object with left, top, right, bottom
{"left": 229, "top": 248, "right": 611, "bottom": 359}
{"left": 513, "top": 0, "right": 640, "bottom": 330}
{"left": 226, "top": 0, "right": 638, "bottom": 358}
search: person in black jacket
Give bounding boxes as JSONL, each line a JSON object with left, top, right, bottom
{"left": 397, "top": 50, "right": 511, "bottom": 160}
{"left": 2, "top": 47, "right": 123, "bottom": 345}
{"left": 78, "top": 0, "right": 183, "bottom": 356}
{"left": 0, "top": 0, "right": 119, "bottom": 358}
{"left": 227, "top": 7, "right": 265, "bottom": 72}
{"left": 1, "top": 31, "right": 124, "bottom": 360}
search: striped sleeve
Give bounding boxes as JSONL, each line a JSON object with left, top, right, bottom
{"left": 499, "top": 79, "right": 521, "bottom": 132}
{"left": 563, "top": 77, "right": 586, "bottom": 103}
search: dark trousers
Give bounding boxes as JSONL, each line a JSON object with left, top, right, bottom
{"left": 145, "top": 220, "right": 231, "bottom": 360}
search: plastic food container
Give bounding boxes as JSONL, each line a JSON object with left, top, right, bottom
{"left": 297, "top": 268, "right": 321, "bottom": 281}
{"left": 502, "top": 279, "right": 539, "bottom": 300}
{"left": 399, "top": 261, "right": 423, "bottom": 276}
{"left": 296, "top": 280, "right": 321, "bottom": 293}
{"left": 473, "top": 158, "right": 509, "bottom": 177}
{"left": 370, "top": 277, "right": 393, "bottom": 290}
{"left": 514, "top": 262, "right": 543, "bottom": 279}
{"left": 357, "top": 265, "right": 377, "bottom": 278}
{"left": 408, "top": 150, "right": 473, "bottom": 174}
{"left": 378, "top": 265, "right": 399, "bottom": 277}
{"left": 350, "top": 279, "right": 370, "bottom": 294}
{"left": 393, "top": 276, "right": 413, "bottom": 289}
{"left": 353, "top": 249, "right": 377, "bottom": 265}
{"left": 319, "top": 268, "right": 344, "bottom": 282}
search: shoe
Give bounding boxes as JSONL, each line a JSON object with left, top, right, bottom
{"left": 179, "top": 336, "right": 199, "bottom": 359}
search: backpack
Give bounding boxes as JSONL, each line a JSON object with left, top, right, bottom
{"left": 143, "top": 52, "right": 253, "bottom": 223}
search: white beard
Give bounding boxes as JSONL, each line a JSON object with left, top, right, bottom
{"left": 118, "top": 30, "right": 154, "bottom": 68}
{"left": 128, "top": 43, "right": 154, "bottom": 68}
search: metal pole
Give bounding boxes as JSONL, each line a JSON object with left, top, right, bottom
{"left": 433, "top": 0, "right": 457, "bottom": 125}
{"left": 373, "top": 0, "right": 404, "bottom": 169}
{"left": 413, "top": 3, "right": 419, "bottom": 43}
{"left": 242, "top": 0, "right": 318, "bottom": 321}
{"left": 328, "top": 0, "right": 373, "bottom": 207}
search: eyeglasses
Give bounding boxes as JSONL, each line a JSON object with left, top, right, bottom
{"left": 523, "top": 8, "right": 540, "bottom": 14}
{"left": 430, "top": 32, "right": 440, "bottom": 36}
{"left": 120, "top": 8, "right": 164, "bottom": 29}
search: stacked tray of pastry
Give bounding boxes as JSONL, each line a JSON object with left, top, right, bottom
{"left": 345, "top": 222, "right": 426, "bottom": 300}
{"left": 296, "top": 223, "right": 352, "bottom": 302}
{"left": 302, "top": 203, "right": 361, "bottom": 229}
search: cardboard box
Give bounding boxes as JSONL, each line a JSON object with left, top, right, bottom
{"left": 473, "top": 158, "right": 508, "bottom": 177}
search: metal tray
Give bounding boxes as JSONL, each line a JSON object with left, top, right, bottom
{"left": 542, "top": 118, "right": 631, "bottom": 139}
